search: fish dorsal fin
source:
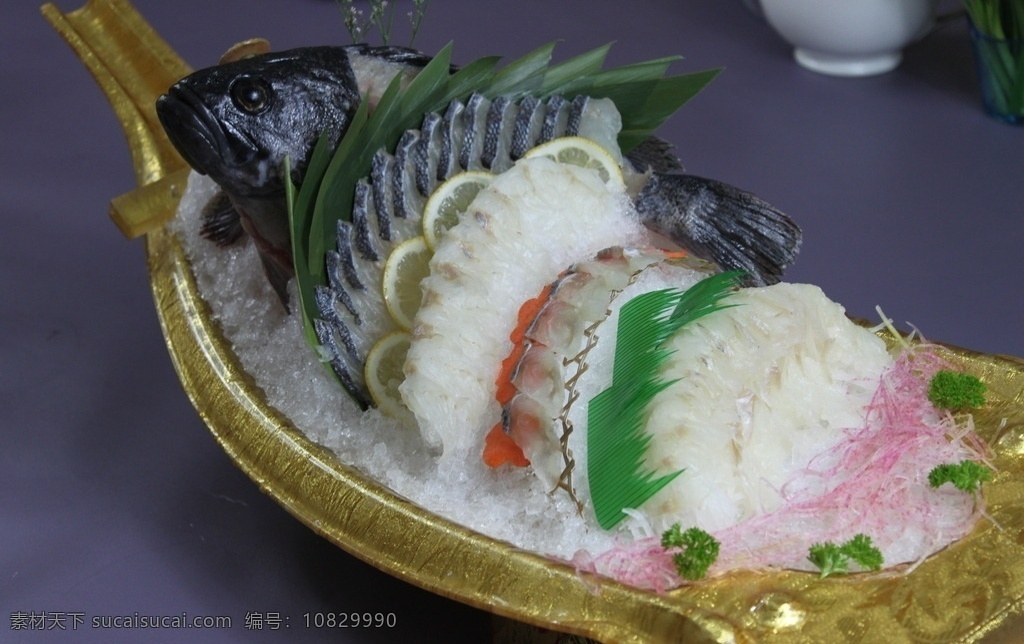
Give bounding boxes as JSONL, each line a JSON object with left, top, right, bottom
{"left": 219, "top": 38, "right": 271, "bottom": 65}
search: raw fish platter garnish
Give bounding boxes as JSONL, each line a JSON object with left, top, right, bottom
{"left": 155, "top": 29, "right": 994, "bottom": 592}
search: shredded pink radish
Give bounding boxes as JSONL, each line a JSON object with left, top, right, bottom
{"left": 580, "top": 342, "right": 992, "bottom": 592}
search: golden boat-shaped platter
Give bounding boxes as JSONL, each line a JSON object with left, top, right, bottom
{"left": 43, "top": 1, "right": 1024, "bottom": 640}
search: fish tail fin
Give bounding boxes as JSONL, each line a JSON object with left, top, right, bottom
{"left": 635, "top": 173, "right": 802, "bottom": 285}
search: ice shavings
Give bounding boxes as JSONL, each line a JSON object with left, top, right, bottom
{"left": 401, "top": 157, "right": 647, "bottom": 459}
{"left": 169, "top": 172, "right": 617, "bottom": 557}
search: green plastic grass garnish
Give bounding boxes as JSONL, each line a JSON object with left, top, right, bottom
{"left": 587, "top": 271, "right": 743, "bottom": 530}
{"left": 808, "top": 534, "right": 883, "bottom": 578}
{"left": 928, "top": 370, "right": 986, "bottom": 411}
{"left": 661, "top": 524, "right": 720, "bottom": 581}
{"left": 928, "top": 460, "right": 992, "bottom": 493}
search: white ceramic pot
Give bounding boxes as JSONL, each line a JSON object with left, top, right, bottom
{"left": 761, "top": 0, "right": 939, "bottom": 76}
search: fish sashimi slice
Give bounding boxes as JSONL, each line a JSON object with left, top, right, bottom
{"left": 638, "top": 283, "right": 894, "bottom": 532}
{"left": 315, "top": 94, "right": 624, "bottom": 406}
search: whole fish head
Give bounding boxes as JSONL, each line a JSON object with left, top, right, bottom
{"left": 156, "top": 46, "right": 361, "bottom": 199}
{"left": 157, "top": 46, "right": 362, "bottom": 308}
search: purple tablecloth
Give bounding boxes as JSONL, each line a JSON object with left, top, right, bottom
{"left": 5, "top": 0, "right": 1021, "bottom": 641}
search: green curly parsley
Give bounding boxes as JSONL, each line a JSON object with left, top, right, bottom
{"left": 808, "top": 534, "right": 884, "bottom": 578}
{"left": 661, "top": 524, "right": 720, "bottom": 581}
{"left": 928, "top": 460, "right": 992, "bottom": 493}
{"left": 807, "top": 542, "right": 848, "bottom": 578}
{"left": 841, "top": 533, "right": 884, "bottom": 571}
{"left": 928, "top": 370, "right": 986, "bottom": 411}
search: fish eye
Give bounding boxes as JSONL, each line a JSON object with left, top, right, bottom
{"left": 229, "top": 76, "right": 271, "bottom": 115}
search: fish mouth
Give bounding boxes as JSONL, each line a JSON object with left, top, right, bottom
{"left": 156, "top": 84, "right": 258, "bottom": 176}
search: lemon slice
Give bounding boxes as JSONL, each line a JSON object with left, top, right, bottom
{"left": 421, "top": 171, "right": 494, "bottom": 250}
{"left": 364, "top": 330, "right": 416, "bottom": 427}
{"left": 382, "top": 236, "right": 432, "bottom": 330}
{"left": 523, "top": 136, "right": 625, "bottom": 190}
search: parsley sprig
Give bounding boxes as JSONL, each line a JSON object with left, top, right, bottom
{"left": 928, "top": 370, "right": 986, "bottom": 411}
{"left": 661, "top": 524, "right": 720, "bottom": 581}
{"left": 808, "top": 534, "right": 884, "bottom": 578}
{"left": 928, "top": 460, "right": 992, "bottom": 493}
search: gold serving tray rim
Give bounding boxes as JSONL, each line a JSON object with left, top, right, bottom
{"left": 146, "top": 209, "right": 1024, "bottom": 644}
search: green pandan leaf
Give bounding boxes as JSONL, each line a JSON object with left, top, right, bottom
{"left": 588, "top": 271, "right": 743, "bottom": 530}
{"left": 535, "top": 45, "right": 612, "bottom": 94}
{"left": 484, "top": 42, "right": 556, "bottom": 96}
{"left": 310, "top": 43, "right": 455, "bottom": 273}
{"left": 289, "top": 42, "right": 721, "bottom": 406}
{"left": 286, "top": 135, "right": 334, "bottom": 349}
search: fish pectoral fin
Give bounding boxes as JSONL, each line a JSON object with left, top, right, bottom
{"left": 635, "top": 173, "right": 802, "bottom": 286}
{"left": 255, "top": 250, "right": 294, "bottom": 314}
{"left": 200, "top": 190, "right": 245, "bottom": 247}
